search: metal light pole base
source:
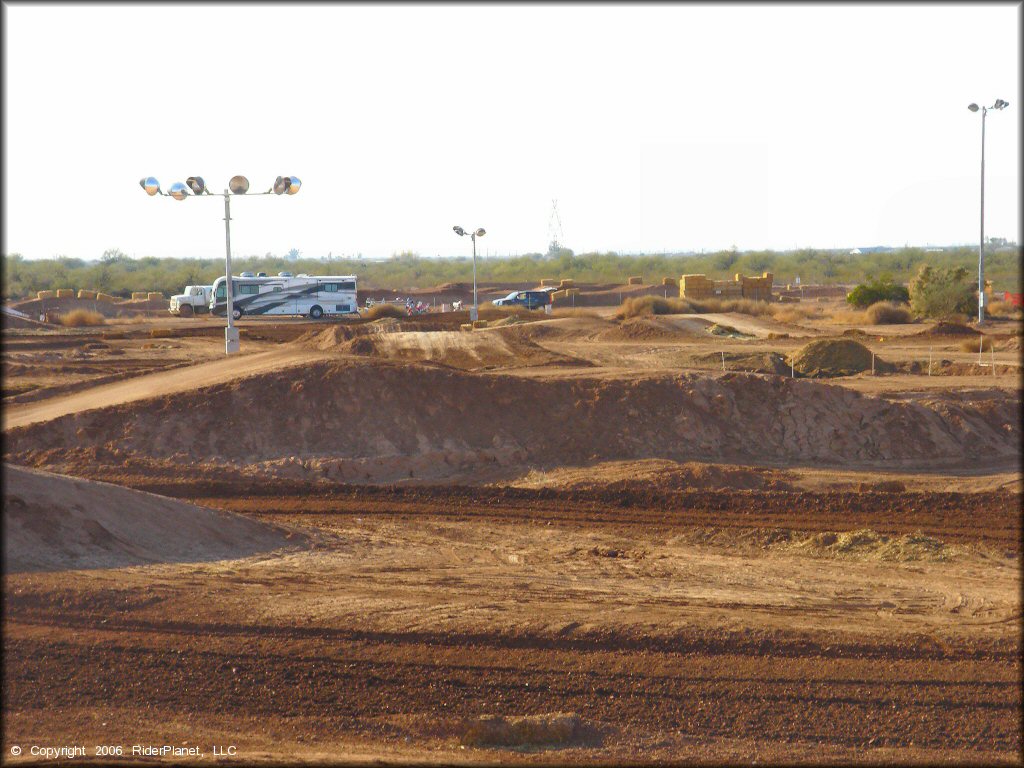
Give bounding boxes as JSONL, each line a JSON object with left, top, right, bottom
{"left": 225, "top": 326, "right": 240, "bottom": 354}
{"left": 469, "top": 307, "right": 479, "bottom": 322}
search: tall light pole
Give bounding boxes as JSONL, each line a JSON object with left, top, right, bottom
{"left": 140, "top": 174, "right": 301, "bottom": 353}
{"left": 967, "top": 99, "right": 1009, "bottom": 324}
{"left": 453, "top": 225, "right": 486, "bottom": 321}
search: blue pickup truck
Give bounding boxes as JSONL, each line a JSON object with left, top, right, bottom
{"left": 491, "top": 289, "right": 555, "bottom": 310}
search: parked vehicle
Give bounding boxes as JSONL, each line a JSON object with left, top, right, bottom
{"left": 491, "top": 290, "right": 553, "bottom": 310}
{"left": 209, "top": 273, "right": 358, "bottom": 320}
{"left": 168, "top": 285, "right": 214, "bottom": 317}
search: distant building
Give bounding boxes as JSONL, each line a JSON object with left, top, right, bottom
{"left": 848, "top": 246, "right": 893, "bottom": 255}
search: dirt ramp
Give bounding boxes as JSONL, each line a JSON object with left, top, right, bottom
{"left": 3, "top": 464, "right": 302, "bottom": 572}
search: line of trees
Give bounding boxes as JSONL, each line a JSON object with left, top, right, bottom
{"left": 2, "top": 245, "right": 1020, "bottom": 301}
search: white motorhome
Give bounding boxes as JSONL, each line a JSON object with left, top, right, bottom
{"left": 168, "top": 285, "right": 214, "bottom": 316}
{"left": 209, "top": 273, "right": 358, "bottom": 320}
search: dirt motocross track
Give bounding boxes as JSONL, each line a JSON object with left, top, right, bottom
{"left": 2, "top": 303, "right": 1022, "bottom": 764}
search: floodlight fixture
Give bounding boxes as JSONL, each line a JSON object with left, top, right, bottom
{"left": 452, "top": 223, "right": 487, "bottom": 320}
{"left": 968, "top": 96, "right": 1010, "bottom": 324}
{"left": 168, "top": 182, "right": 189, "bottom": 201}
{"left": 139, "top": 172, "right": 302, "bottom": 354}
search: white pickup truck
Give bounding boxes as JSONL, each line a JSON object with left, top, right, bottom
{"left": 168, "top": 285, "right": 213, "bottom": 316}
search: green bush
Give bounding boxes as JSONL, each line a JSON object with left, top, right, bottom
{"left": 846, "top": 277, "right": 909, "bottom": 308}
{"left": 908, "top": 265, "right": 978, "bottom": 319}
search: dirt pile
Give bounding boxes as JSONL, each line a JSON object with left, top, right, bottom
{"left": 918, "top": 321, "right": 980, "bottom": 337}
{"left": 510, "top": 459, "right": 798, "bottom": 492}
{"left": 2, "top": 464, "right": 302, "bottom": 572}
{"left": 791, "top": 338, "right": 892, "bottom": 377}
{"left": 6, "top": 362, "right": 1018, "bottom": 484}
{"left": 299, "top": 323, "right": 585, "bottom": 369}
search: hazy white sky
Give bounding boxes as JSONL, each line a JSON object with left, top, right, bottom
{"left": 3, "top": 2, "right": 1020, "bottom": 260}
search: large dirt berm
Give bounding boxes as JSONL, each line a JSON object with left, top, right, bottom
{"left": 5, "top": 361, "right": 1018, "bottom": 483}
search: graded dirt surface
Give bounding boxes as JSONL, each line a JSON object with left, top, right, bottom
{"left": 2, "top": 295, "right": 1021, "bottom": 764}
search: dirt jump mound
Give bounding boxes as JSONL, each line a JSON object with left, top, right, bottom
{"left": 3, "top": 464, "right": 302, "bottom": 572}
{"left": 301, "top": 323, "right": 585, "bottom": 370}
{"left": 792, "top": 338, "right": 891, "bottom": 377}
{"left": 5, "top": 362, "right": 1018, "bottom": 484}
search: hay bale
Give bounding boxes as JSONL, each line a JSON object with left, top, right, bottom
{"left": 627, "top": 276, "right": 643, "bottom": 285}
{"left": 55, "top": 289, "right": 75, "bottom": 298}
{"left": 791, "top": 338, "right": 892, "bottom": 377}
{"left": 558, "top": 278, "right": 575, "bottom": 288}
{"left": 131, "top": 292, "right": 148, "bottom": 300}
{"left": 149, "top": 328, "right": 174, "bottom": 338}
{"left": 539, "top": 279, "right": 557, "bottom": 287}
{"left": 147, "top": 291, "right": 164, "bottom": 300}
{"left": 95, "top": 293, "right": 114, "bottom": 303}
{"left": 459, "top": 323, "right": 474, "bottom": 332}
{"left": 77, "top": 289, "right": 97, "bottom": 300}
{"left": 661, "top": 277, "right": 678, "bottom": 287}
{"left": 566, "top": 288, "right": 580, "bottom": 296}
{"left": 36, "top": 290, "right": 56, "bottom": 299}
{"left": 472, "top": 320, "right": 488, "bottom": 329}
{"left": 550, "top": 290, "right": 567, "bottom": 301}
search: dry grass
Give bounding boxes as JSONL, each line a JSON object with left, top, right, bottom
{"left": 550, "top": 307, "right": 600, "bottom": 319}
{"left": 771, "top": 305, "right": 818, "bottom": 323}
{"left": 987, "top": 300, "right": 1024, "bottom": 320}
{"left": 363, "top": 303, "right": 407, "bottom": 320}
{"left": 459, "top": 712, "right": 594, "bottom": 748}
{"left": 618, "top": 294, "right": 817, "bottom": 322}
{"left": 58, "top": 309, "right": 105, "bottom": 327}
{"left": 864, "top": 301, "right": 913, "bottom": 324}
{"left": 958, "top": 337, "right": 994, "bottom": 353}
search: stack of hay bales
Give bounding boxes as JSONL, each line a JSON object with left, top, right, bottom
{"left": 558, "top": 278, "right": 575, "bottom": 289}
{"left": 628, "top": 276, "right": 643, "bottom": 285}
{"left": 77, "top": 289, "right": 97, "bottom": 300}
{"left": 737, "top": 271, "right": 773, "bottom": 301}
{"left": 131, "top": 291, "right": 148, "bottom": 300}
{"left": 681, "top": 271, "right": 774, "bottom": 301}
{"left": 96, "top": 293, "right": 115, "bottom": 303}
{"left": 662, "top": 277, "right": 678, "bottom": 287}
{"left": 147, "top": 291, "right": 163, "bottom": 301}
{"left": 680, "top": 274, "right": 715, "bottom": 300}
{"left": 36, "top": 290, "right": 56, "bottom": 299}
{"left": 55, "top": 289, "right": 75, "bottom": 298}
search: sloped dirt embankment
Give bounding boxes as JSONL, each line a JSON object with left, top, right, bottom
{"left": 4, "top": 360, "right": 1019, "bottom": 483}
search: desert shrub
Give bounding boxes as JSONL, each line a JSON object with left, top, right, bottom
{"left": 58, "top": 309, "right": 105, "bottom": 327}
{"left": 363, "top": 303, "right": 407, "bottom": 320}
{"left": 958, "top": 337, "right": 994, "bottom": 353}
{"left": 846, "top": 277, "right": 909, "bottom": 308}
{"left": 909, "top": 264, "right": 977, "bottom": 319}
{"left": 864, "top": 301, "right": 913, "bottom": 324}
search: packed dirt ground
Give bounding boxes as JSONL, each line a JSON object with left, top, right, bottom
{"left": 2, "top": 285, "right": 1021, "bottom": 764}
